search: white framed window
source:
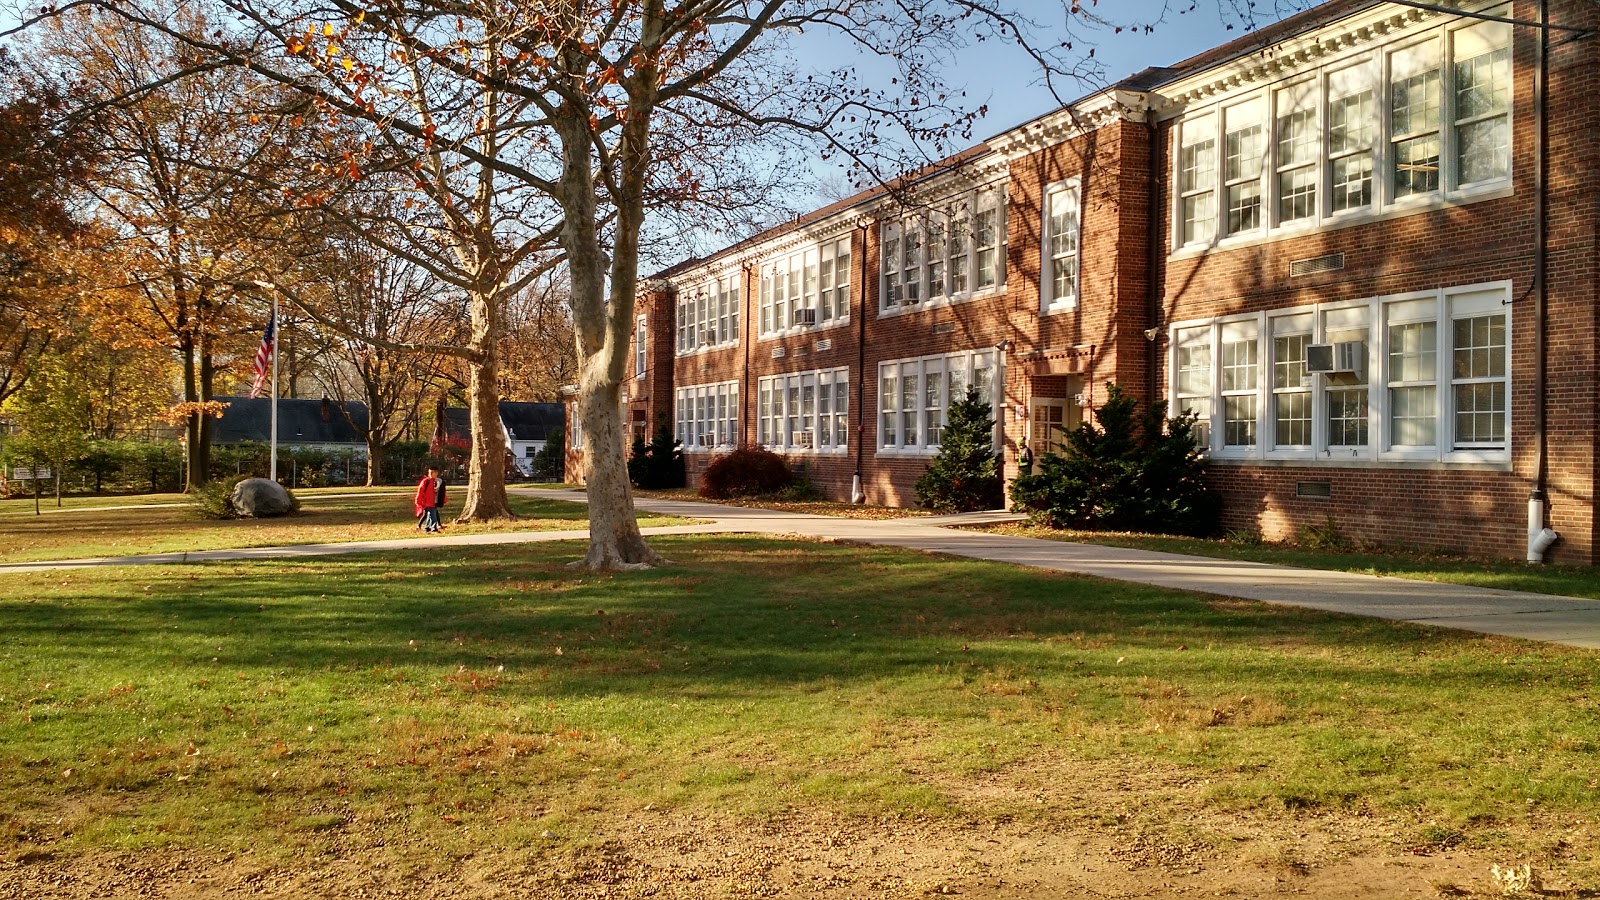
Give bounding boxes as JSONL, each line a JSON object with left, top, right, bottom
{"left": 1219, "top": 320, "right": 1260, "bottom": 450}
{"left": 1172, "top": 10, "right": 1512, "bottom": 251}
{"left": 634, "top": 316, "right": 647, "bottom": 379}
{"left": 675, "top": 381, "right": 739, "bottom": 451}
{"left": 676, "top": 273, "right": 738, "bottom": 354}
{"left": 757, "top": 368, "right": 849, "bottom": 452}
{"left": 1174, "top": 326, "right": 1212, "bottom": 450}
{"left": 1323, "top": 304, "right": 1371, "bottom": 451}
{"left": 569, "top": 404, "right": 584, "bottom": 450}
{"left": 1270, "top": 314, "right": 1313, "bottom": 448}
{"left": 1178, "top": 113, "right": 1217, "bottom": 246}
{"left": 1171, "top": 281, "right": 1509, "bottom": 464}
{"left": 1274, "top": 81, "right": 1318, "bottom": 225}
{"left": 759, "top": 237, "right": 851, "bottom": 335}
{"left": 880, "top": 185, "right": 1006, "bottom": 314}
{"left": 1449, "top": 289, "right": 1508, "bottom": 450}
{"left": 1452, "top": 19, "right": 1512, "bottom": 187}
{"left": 1042, "top": 179, "right": 1082, "bottom": 310}
{"left": 1328, "top": 60, "right": 1378, "bottom": 215}
{"left": 877, "top": 349, "right": 999, "bottom": 454}
{"left": 1223, "top": 99, "right": 1265, "bottom": 236}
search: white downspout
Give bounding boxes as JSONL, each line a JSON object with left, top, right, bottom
{"left": 1528, "top": 492, "right": 1558, "bottom": 562}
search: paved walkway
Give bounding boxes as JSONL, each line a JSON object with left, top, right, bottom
{"left": 6, "top": 487, "right": 1600, "bottom": 651}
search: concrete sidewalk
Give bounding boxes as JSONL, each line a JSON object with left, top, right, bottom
{"left": 6, "top": 486, "right": 1600, "bottom": 651}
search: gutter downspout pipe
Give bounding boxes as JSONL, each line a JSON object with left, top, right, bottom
{"left": 1528, "top": 0, "right": 1557, "bottom": 562}
{"left": 852, "top": 220, "right": 870, "bottom": 504}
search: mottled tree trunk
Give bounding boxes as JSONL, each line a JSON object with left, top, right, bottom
{"left": 455, "top": 289, "right": 514, "bottom": 521}
{"left": 575, "top": 371, "right": 664, "bottom": 570}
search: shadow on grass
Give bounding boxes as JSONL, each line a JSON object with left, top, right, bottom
{"left": 5, "top": 534, "right": 1574, "bottom": 701}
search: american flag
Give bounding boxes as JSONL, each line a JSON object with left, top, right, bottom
{"left": 248, "top": 314, "right": 276, "bottom": 399}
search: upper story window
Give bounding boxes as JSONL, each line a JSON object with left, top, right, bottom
{"left": 1042, "top": 179, "right": 1082, "bottom": 311}
{"left": 1172, "top": 10, "right": 1511, "bottom": 252}
{"left": 1170, "top": 282, "right": 1509, "bottom": 464}
{"left": 880, "top": 186, "right": 1006, "bottom": 315}
{"left": 677, "top": 273, "right": 739, "bottom": 354}
{"left": 758, "top": 236, "right": 851, "bottom": 335}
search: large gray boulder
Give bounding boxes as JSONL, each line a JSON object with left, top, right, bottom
{"left": 231, "top": 478, "right": 294, "bottom": 517}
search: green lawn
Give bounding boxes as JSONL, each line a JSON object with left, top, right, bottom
{"left": 2, "top": 535, "right": 1595, "bottom": 874}
{"left": 0, "top": 493, "right": 691, "bottom": 563}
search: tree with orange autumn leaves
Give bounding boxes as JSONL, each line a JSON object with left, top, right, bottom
{"left": 20, "top": 8, "right": 317, "bottom": 488}
{"left": 19, "top": 0, "right": 1203, "bottom": 567}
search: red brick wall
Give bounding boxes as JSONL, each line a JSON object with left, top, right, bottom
{"left": 1151, "top": 0, "right": 1600, "bottom": 561}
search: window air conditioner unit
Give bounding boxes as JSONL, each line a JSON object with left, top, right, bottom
{"left": 700, "top": 330, "right": 718, "bottom": 345}
{"left": 795, "top": 430, "right": 814, "bottom": 449}
{"left": 792, "top": 308, "right": 817, "bottom": 327}
{"left": 1306, "top": 341, "right": 1364, "bottom": 375}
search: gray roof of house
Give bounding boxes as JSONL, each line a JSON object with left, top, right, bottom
{"left": 213, "top": 396, "right": 369, "bottom": 445}
{"left": 439, "top": 401, "right": 564, "bottom": 443}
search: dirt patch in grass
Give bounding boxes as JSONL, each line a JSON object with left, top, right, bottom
{"left": 1, "top": 806, "right": 1581, "bottom": 898}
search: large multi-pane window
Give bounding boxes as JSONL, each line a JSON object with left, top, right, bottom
{"left": 677, "top": 273, "right": 738, "bottom": 353}
{"left": 757, "top": 237, "right": 850, "bottom": 336}
{"left": 757, "top": 368, "right": 849, "bottom": 452}
{"left": 880, "top": 186, "right": 1006, "bottom": 314}
{"left": 1328, "top": 61, "right": 1377, "bottom": 213}
{"left": 675, "top": 381, "right": 739, "bottom": 451}
{"left": 1042, "top": 180, "right": 1082, "bottom": 309}
{"left": 877, "top": 349, "right": 998, "bottom": 453}
{"left": 1385, "top": 299, "right": 1438, "bottom": 448}
{"left": 1323, "top": 305, "right": 1370, "bottom": 449}
{"left": 1271, "top": 315, "right": 1312, "bottom": 447}
{"left": 1274, "top": 83, "right": 1318, "bottom": 224}
{"left": 1223, "top": 100, "right": 1264, "bottom": 235}
{"left": 1453, "top": 21, "right": 1512, "bottom": 185}
{"left": 1220, "top": 322, "right": 1259, "bottom": 449}
{"left": 1178, "top": 113, "right": 1217, "bottom": 245}
{"left": 1173, "top": 283, "right": 1508, "bottom": 462}
{"left": 1175, "top": 326, "right": 1212, "bottom": 449}
{"left": 1174, "top": 11, "right": 1511, "bottom": 249}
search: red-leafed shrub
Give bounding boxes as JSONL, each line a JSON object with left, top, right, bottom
{"left": 699, "top": 446, "right": 793, "bottom": 499}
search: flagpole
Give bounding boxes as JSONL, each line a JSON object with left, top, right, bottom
{"left": 270, "top": 293, "right": 279, "bottom": 483}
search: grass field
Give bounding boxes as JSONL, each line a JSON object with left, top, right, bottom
{"left": 0, "top": 491, "right": 691, "bottom": 563}
{"left": 3, "top": 534, "right": 1596, "bottom": 877}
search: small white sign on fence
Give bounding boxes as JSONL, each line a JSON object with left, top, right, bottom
{"left": 10, "top": 467, "right": 51, "bottom": 480}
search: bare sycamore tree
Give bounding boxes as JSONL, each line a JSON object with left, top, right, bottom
{"left": 304, "top": 235, "right": 453, "bottom": 485}
{"left": 13, "top": 0, "right": 1293, "bottom": 566}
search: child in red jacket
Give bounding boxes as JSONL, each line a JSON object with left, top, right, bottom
{"left": 413, "top": 467, "right": 447, "bottom": 533}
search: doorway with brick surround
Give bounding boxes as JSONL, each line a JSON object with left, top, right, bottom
{"left": 1029, "top": 376, "right": 1084, "bottom": 457}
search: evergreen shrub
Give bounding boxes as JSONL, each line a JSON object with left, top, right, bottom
{"left": 1009, "top": 383, "right": 1221, "bottom": 537}
{"left": 699, "top": 446, "right": 793, "bottom": 499}
{"left": 627, "top": 419, "right": 685, "bottom": 490}
{"left": 914, "top": 384, "right": 1003, "bottom": 512}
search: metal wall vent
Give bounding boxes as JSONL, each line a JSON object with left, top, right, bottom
{"left": 815, "top": 339, "right": 833, "bottom": 351}
{"left": 771, "top": 347, "right": 785, "bottom": 359}
{"left": 1296, "top": 481, "right": 1333, "bottom": 499}
{"left": 1290, "top": 252, "right": 1345, "bottom": 277}
{"left": 931, "top": 322, "right": 956, "bottom": 335}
